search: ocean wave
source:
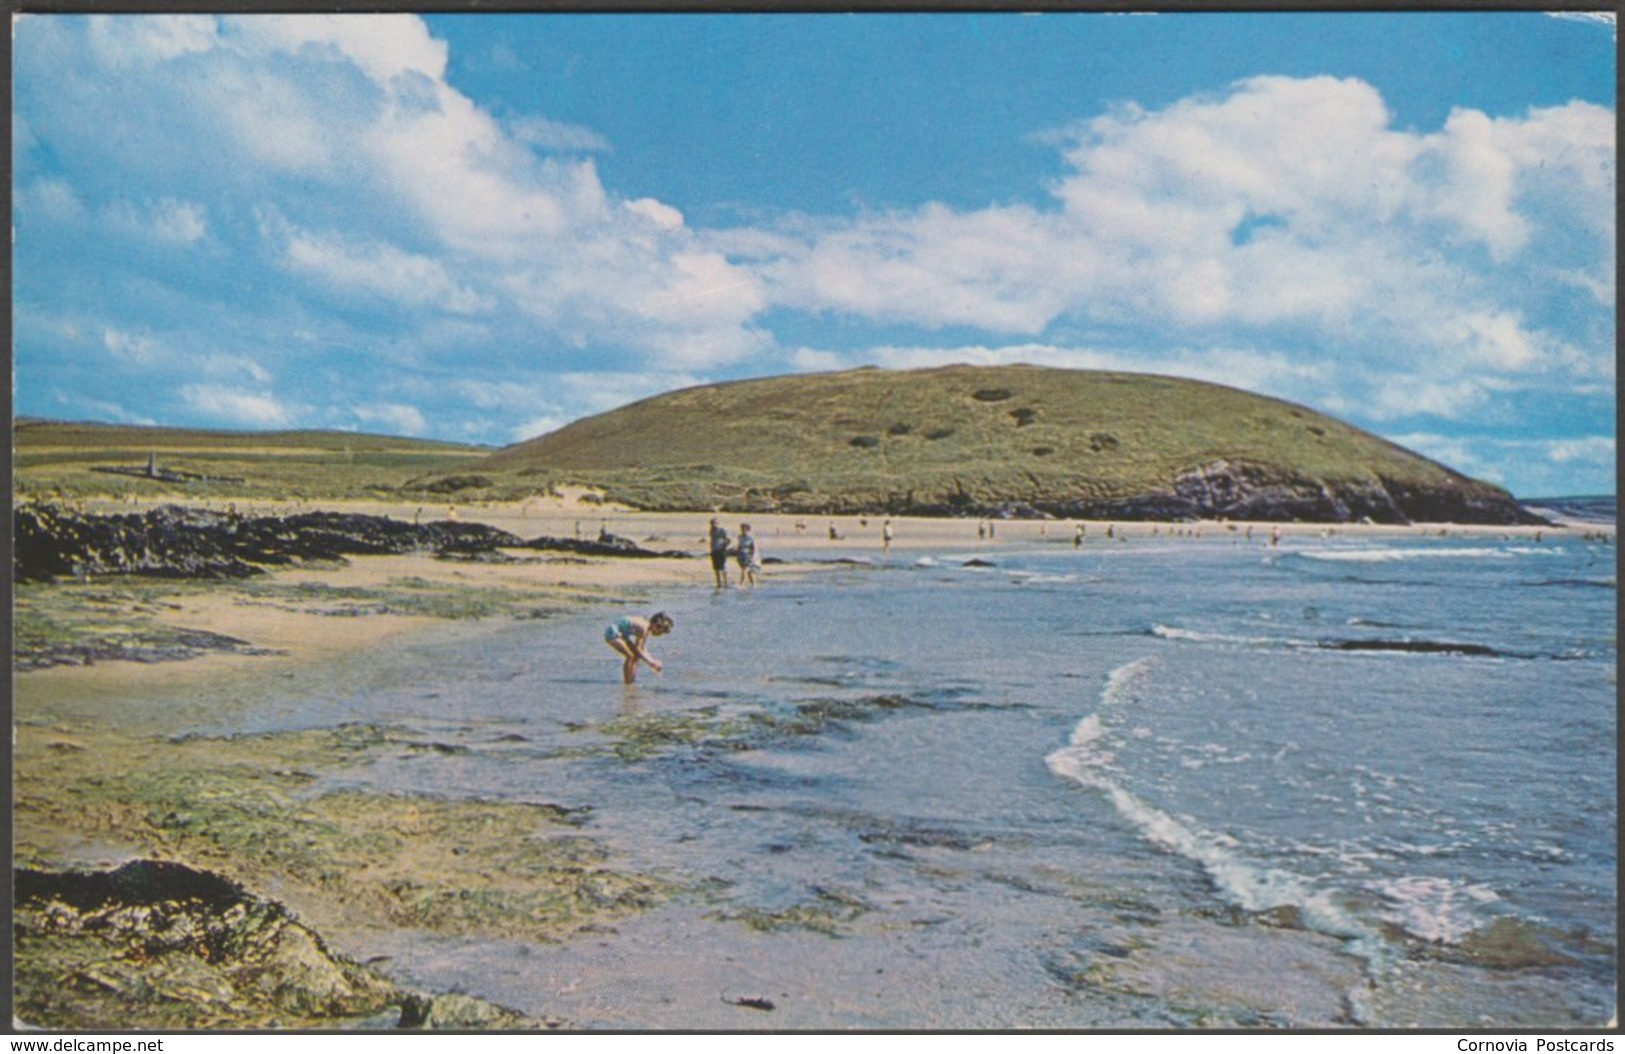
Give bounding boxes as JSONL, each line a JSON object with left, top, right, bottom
{"left": 1047, "top": 731, "right": 1383, "bottom": 967}
{"left": 1101, "top": 656, "right": 1157, "bottom": 708}
{"left": 1151, "top": 623, "right": 1514, "bottom": 659}
{"left": 1048, "top": 659, "right": 1386, "bottom": 976}
{"left": 1289, "top": 547, "right": 1518, "bottom": 563}
{"left": 1150, "top": 624, "right": 1304, "bottom": 648}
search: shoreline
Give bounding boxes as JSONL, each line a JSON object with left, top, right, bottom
{"left": 12, "top": 497, "right": 1613, "bottom": 1028}
{"left": 17, "top": 499, "right": 1609, "bottom": 698}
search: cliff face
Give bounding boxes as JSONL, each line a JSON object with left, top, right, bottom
{"left": 1127, "top": 460, "right": 1546, "bottom": 526}
{"left": 481, "top": 365, "right": 1544, "bottom": 526}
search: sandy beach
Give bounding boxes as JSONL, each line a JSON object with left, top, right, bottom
{"left": 28, "top": 497, "right": 1599, "bottom": 690}
{"left": 13, "top": 497, "right": 1612, "bottom": 1028}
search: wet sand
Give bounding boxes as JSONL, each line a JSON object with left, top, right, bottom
{"left": 13, "top": 497, "right": 1605, "bottom": 1027}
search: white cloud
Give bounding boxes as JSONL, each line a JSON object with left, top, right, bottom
{"left": 86, "top": 14, "right": 219, "bottom": 68}
{"left": 761, "top": 203, "right": 1066, "bottom": 334}
{"left": 1365, "top": 379, "right": 1492, "bottom": 422}
{"left": 31, "top": 10, "right": 757, "bottom": 376}
{"left": 625, "top": 198, "right": 684, "bottom": 230}
{"left": 511, "top": 115, "right": 612, "bottom": 153}
{"left": 1546, "top": 436, "right": 1615, "bottom": 465}
{"left": 235, "top": 14, "right": 447, "bottom": 86}
{"left": 278, "top": 225, "right": 495, "bottom": 315}
{"left": 103, "top": 327, "right": 163, "bottom": 366}
{"left": 151, "top": 198, "right": 209, "bottom": 244}
{"left": 1388, "top": 433, "right": 1493, "bottom": 480}
{"left": 180, "top": 385, "right": 294, "bottom": 428}
{"left": 742, "top": 75, "right": 1613, "bottom": 393}
{"left": 354, "top": 402, "right": 428, "bottom": 436}
{"left": 105, "top": 197, "right": 208, "bottom": 245}
{"left": 21, "top": 179, "right": 87, "bottom": 223}
{"left": 1391, "top": 431, "right": 1617, "bottom": 496}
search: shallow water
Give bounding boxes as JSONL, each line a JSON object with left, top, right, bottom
{"left": 210, "top": 532, "right": 1619, "bottom": 1028}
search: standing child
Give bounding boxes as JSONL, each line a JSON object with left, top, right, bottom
{"left": 604, "top": 612, "right": 674, "bottom": 684}
{"left": 737, "top": 522, "right": 761, "bottom": 587}
{"left": 708, "top": 517, "right": 732, "bottom": 589}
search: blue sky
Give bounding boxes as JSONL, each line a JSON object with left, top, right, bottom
{"left": 12, "top": 11, "right": 1616, "bottom": 497}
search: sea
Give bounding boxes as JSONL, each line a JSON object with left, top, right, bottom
{"left": 228, "top": 526, "right": 1616, "bottom": 1030}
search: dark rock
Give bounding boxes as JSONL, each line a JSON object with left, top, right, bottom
{"left": 1322, "top": 638, "right": 1503, "bottom": 658}
{"left": 726, "top": 995, "right": 776, "bottom": 1012}
{"left": 13, "top": 504, "right": 525, "bottom": 583}
{"left": 518, "top": 534, "right": 690, "bottom": 559}
{"left": 14, "top": 860, "right": 551, "bottom": 1030}
{"left": 1019, "top": 460, "right": 1549, "bottom": 527}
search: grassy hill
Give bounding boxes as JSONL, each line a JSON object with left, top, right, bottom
{"left": 479, "top": 365, "right": 1539, "bottom": 524}
{"left": 13, "top": 367, "right": 1543, "bottom": 524}
{"left": 13, "top": 420, "right": 492, "bottom": 502}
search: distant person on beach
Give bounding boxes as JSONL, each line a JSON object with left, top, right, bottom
{"left": 604, "top": 612, "right": 673, "bottom": 684}
{"left": 882, "top": 519, "right": 894, "bottom": 554}
{"left": 738, "top": 522, "right": 761, "bottom": 587}
{"left": 1073, "top": 523, "right": 1084, "bottom": 548}
{"left": 709, "top": 517, "right": 732, "bottom": 588}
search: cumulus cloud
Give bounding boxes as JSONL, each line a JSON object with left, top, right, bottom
{"left": 510, "top": 114, "right": 612, "bottom": 153}
{"left": 17, "top": 14, "right": 769, "bottom": 380}
{"left": 742, "top": 75, "right": 1614, "bottom": 392}
{"left": 180, "top": 385, "right": 294, "bottom": 428}
{"left": 277, "top": 225, "right": 496, "bottom": 315}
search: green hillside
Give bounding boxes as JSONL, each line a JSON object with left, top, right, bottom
{"left": 479, "top": 365, "right": 1539, "bottom": 524}
{"left": 13, "top": 420, "right": 491, "bottom": 501}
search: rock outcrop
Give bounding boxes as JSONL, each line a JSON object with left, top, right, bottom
{"left": 14, "top": 860, "right": 554, "bottom": 1030}
{"left": 13, "top": 504, "right": 690, "bottom": 584}
{"left": 1033, "top": 459, "right": 1550, "bottom": 526}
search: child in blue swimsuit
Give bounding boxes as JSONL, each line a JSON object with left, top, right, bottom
{"left": 604, "top": 612, "right": 673, "bottom": 684}
{"left": 737, "top": 523, "right": 760, "bottom": 587}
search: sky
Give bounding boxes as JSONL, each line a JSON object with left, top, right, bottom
{"left": 11, "top": 11, "right": 1617, "bottom": 497}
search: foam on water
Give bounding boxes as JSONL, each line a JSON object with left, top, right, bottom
{"left": 1046, "top": 658, "right": 1390, "bottom": 985}
{"left": 1372, "top": 875, "right": 1503, "bottom": 944}
{"left": 1289, "top": 546, "right": 1522, "bottom": 563}
{"left": 1151, "top": 623, "right": 1313, "bottom": 649}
